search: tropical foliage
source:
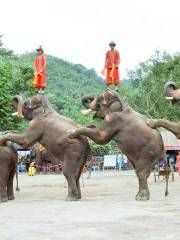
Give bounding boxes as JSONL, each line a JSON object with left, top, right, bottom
{"left": 122, "top": 51, "right": 180, "bottom": 121}
{"left": 0, "top": 37, "right": 33, "bottom": 130}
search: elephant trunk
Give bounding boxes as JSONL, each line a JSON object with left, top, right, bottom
{"left": 12, "top": 95, "right": 24, "bottom": 118}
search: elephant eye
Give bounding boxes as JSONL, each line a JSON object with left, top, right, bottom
{"left": 96, "top": 103, "right": 101, "bottom": 108}
{"left": 24, "top": 102, "right": 28, "bottom": 108}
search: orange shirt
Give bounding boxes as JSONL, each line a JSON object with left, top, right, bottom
{"left": 105, "top": 50, "right": 119, "bottom": 68}
{"left": 34, "top": 54, "right": 46, "bottom": 73}
{"left": 39, "top": 144, "right": 45, "bottom": 152}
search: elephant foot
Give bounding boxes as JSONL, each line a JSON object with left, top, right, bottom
{"left": 0, "top": 193, "right": 8, "bottom": 203}
{"left": 146, "top": 119, "right": 158, "bottom": 128}
{"left": 67, "top": 129, "right": 77, "bottom": 138}
{"left": 8, "top": 195, "right": 15, "bottom": 200}
{"left": 77, "top": 194, "right": 81, "bottom": 200}
{"left": 66, "top": 194, "right": 79, "bottom": 201}
{"left": 135, "top": 190, "right": 150, "bottom": 201}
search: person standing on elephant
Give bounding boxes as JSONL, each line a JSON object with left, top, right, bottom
{"left": 33, "top": 46, "right": 47, "bottom": 94}
{"left": 102, "top": 41, "right": 121, "bottom": 91}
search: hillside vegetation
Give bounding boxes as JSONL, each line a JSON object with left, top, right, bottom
{"left": 0, "top": 36, "right": 179, "bottom": 131}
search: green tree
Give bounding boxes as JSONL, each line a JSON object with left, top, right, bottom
{"left": 125, "top": 51, "right": 180, "bottom": 121}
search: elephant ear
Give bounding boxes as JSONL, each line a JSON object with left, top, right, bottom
{"left": 31, "top": 95, "right": 49, "bottom": 109}
{"left": 12, "top": 95, "right": 24, "bottom": 118}
{"left": 164, "top": 81, "right": 177, "bottom": 97}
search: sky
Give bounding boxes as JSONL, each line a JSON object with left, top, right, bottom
{"left": 0, "top": 0, "right": 180, "bottom": 78}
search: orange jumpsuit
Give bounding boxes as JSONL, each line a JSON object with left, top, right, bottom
{"left": 33, "top": 54, "right": 47, "bottom": 89}
{"left": 105, "top": 50, "right": 120, "bottom": 86}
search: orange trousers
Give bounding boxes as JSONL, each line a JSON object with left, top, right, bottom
{"left": 33, "top": 73, "right": 46, "bottom": 89}
{"left": 106, "top": 68, "right": 120, "bottom": 86}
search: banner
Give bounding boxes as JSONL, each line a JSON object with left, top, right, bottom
{"left": 104, "top": 155, "right": 117, "bottom": 167}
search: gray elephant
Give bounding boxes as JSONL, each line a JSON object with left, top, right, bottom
{"left": 148, "top": 81, "right": 180, "bottom": 139}
{"left": 0, "top": 142, "right": 18, "bottom": 202}
{"left": 0, "top": 95, "right": 91, "bottom": 201}
{"left": 164, "top": 81, "right": 180, "bottom": 105}
{"left": 30, "top": 144, "right": 58, "bottom": 166}
{"left": 68, "top": 89, "right": 168, "bottom": 201}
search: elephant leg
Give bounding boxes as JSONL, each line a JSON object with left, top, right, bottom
{"left": 135, "top": 160, "right": 152, "bottom": 201}
{"left": 64, "top": 175, "right": 79, "bottom": 201}
{"left": 7, "top": 167, "right": 16, "bottom": 200}
{"left": 147, "top": 119, "right": 180, "bottom": 139}
{"left": 63, "top": 142, "right": 86, "bottom": 201}
{"left": 62, "top": 153, "right": 81, "bottom": 201}
{"left": 0, "top": 179, "right": 8, "bottom": 203}
{"left": 76, "top": 157, "right": 86, "bottom": 199}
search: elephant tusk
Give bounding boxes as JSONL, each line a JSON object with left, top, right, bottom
{"left": 12, "top": 112, "right": 19, "bottom": 117}
{"left": 81, "top": 109, "right": 93, "bottom": 115}
{"left": 12, "top": 112, "right": 24, "bottom": 118}
{"left": 166, "top": 96, "right": 173, "bottom": 100}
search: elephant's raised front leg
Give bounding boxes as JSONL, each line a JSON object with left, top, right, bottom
{"left": 0, "top": 123, "right": 42, "bottom": 148}
{"left": 147, "top": 119, "right": 180, "bottom": 139}
{"left": 68, "top": 119, "right": 118, "bottom": 144}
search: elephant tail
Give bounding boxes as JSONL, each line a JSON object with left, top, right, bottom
{"left": 85, "top": 141, "right": 92, "bottom": 179}
{"left": 79, "top": 139, "right": 92, "bottom": 177}
{"left": 15, "top": 168, "right": 20, "bottom": 192}
{"left": 162, "top": 148, "right": 169, "bottom": 197}
{"left": 157, "top": 130, "right": 169, "bottom": 197}
{"left": 86, "top": 141, "right": 92, "bottom": 162}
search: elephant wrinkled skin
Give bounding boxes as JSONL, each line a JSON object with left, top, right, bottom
{"left": 148, "top": 82, "right": 180, "bottom": 139}
{"left": 0, "top": 95, "right": 91, "bottom": 201}
{"left": 0, "top": 142, "right": 18, "bottom": 202}
{"left": 68, "top": 90, "right": 167, "bottom": 201}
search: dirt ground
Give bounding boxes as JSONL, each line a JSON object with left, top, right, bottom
{"left": 0, "top": 171, "right": 180, "bottom": 240}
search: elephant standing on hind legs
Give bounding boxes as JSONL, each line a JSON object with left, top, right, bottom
{"left": 68, "top": 89, "right": 168, "bottom": 201}
{"left": 0, "top": 142, "right": 18, "bottom": 202}
{"left": 0, "top": 95, "right": 91, "bottom": 201}
{"left": 148, "top": 81, "right": 180, "bottom": 139}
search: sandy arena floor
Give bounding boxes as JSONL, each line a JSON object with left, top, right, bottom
{"left": 0, "top": 171, "right": 180, "bottom": 240}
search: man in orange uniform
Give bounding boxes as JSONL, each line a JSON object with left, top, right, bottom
{"left": 33, "top": 46, "right": 47, "bottom": 94}
{"left": 104, "top": 41, "right": 120, "bottom": 90}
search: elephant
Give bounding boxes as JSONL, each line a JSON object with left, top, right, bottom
{"left": 0, "top": 141, "right": 18, "bottom": 202}
{"left": 148, "top": 81, "right": 180, "bottom": 139}
{"left": 0, "top": 95, "right": 91, "bottom": 201}
{"left": 68, "top": 89, "right": 168, "bottom": 201}
{"left": 30, "top": 144, "right": 58, "bottom": 165}
{"left": 164, "top": 81, "right": 180, "bottom": 106}
{"left": 30, "top": 144, "right": 60, "bottom": 173}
